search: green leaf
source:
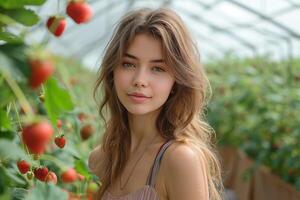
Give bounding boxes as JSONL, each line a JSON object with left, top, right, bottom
{"left": 44, "top": 78, "right": 74, "bottom": 125}
{"left": 24, "top": 182, "right": 68, "bottom": 200}
{"left": 0, "top": 109, "right": 12, "bottom": 130}
{"left": 0, "top": 0, "right": 46, "bottom": 9}
{"left": 0, "top": 43, "right": 30, "bottom": 79}
{"left": 5, "top": 168, "right": 26, "bottom": 185}
{"left": 0, "top": 31, "right": 23, "bottom": 43}
{"left": 74, "top": 159, "right": 92, "bottom": 180}
{"left": 1, "top": 8, "right": 39, "bottom": 26}
{"left": 0, "top": 167, "right": 9, "bottom": 195}
{"left": 0, "top": 76, "right": 15, "bottom": 108}
{"left": 0, "top": 140, "right": 26, "bottom": 161}
{"left": 11, "top": 188, "right": 28, "bottom": 200}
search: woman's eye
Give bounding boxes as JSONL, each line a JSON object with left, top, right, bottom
{"left": 153, "top": 66, "right": 165, "bottom": 72}
{"left": 122, "top": 62, "right": 134, "bottom": 68}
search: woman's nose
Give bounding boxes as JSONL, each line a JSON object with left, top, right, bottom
{"left": 132, "top": 68, "right": 148, "bottom": 88}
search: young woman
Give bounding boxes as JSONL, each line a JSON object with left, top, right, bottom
{"left": 88, "top": 7, "right": 223, "bottom": 200}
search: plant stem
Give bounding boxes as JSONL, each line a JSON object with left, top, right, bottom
{"left": 12, "top": 101, "right": 30, "bottom": 155}
{"left": 2, "top": 71, "right": 34, "bottom": 116}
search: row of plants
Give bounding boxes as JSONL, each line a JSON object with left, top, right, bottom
{"left": 206, "top": 54, "right": 300, "bottom": 190}
{"left": 1, "top": 0, "right": 101, "bottom": 199}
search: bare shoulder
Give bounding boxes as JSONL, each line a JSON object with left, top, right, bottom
{"left": 88, "top": 145, "right": 104, "bottom": 176}
{"left": 162, "top": 142, "right": 209, "bottom": 200}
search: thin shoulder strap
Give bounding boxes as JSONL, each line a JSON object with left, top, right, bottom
{"left": 146, "top": 140, "right": 174, "bottom": 186}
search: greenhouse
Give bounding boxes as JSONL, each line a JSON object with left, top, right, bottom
{"left": 0, "top": 0, "right": 300, "bottom": 199}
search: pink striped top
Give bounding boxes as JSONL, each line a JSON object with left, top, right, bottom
{"left": 102, "top": 140, "right": 174, "bottom": 200}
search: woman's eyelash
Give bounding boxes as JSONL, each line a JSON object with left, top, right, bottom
{"left": 122, "top": 62, "right": 134, "bottom": 67}
{"left": 121, "top": 62, "right": 165, "bottom": 72}
{"left": 153, "top": 66, "right": 165, "bottom": 72}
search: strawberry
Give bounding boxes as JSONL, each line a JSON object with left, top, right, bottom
{"left": 77, "top": 173, "right": 85, "bottom": 181}
{"left": 57, "top": 119, "right": 62, "bottom": 129}
{"left": 46, "top": 16, "right": 66, "bottom": 37}
{"left": 80, "top": 124, "right": 94, "bottom": 140}
{"left": 46, "top": 171, "right": 57, "bottom": 184}
{"left": 66, "top": 1, "right": 92, "bottom": 24}
{"left": 87, "top": 182, "right": 99, "bottom": 193}
{"left": 77, "top": 112, "right": 87, "bottom": 122}
{"left": 28, "top": 58, "right": 55, "bottom": 89}
{"left": 61, "top": 168, "right": 77, "bottom": 183}
{"left": 22, "top": 120, "right": 54, "bottom": 154}
{"left": 17, "top": 160, "right": 30, "bottom": 174}
{"left": 39, "top": 93, "right": 45, "bottom": 102}
{"left": 34, "top": 167, "right": 49, "bottom": 181}
{"left": 54, "top": 136, "right": 66, "bottom": 148}
{"left": 27, "top": 171, "right": 34, "bottom": 180}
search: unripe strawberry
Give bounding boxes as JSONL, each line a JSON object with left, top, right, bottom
{"left": 27, "top": 171, "right": 34, "bottom": 180}
{"left": 45, "top": 171, "right": 57, "bottom": 184}
{"left": 39, "top": 93, "right": 45, "bottom": 102}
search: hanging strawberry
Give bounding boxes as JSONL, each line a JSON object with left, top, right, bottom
{"left": 17, "top": 160, "right": 30, "bottom": 174}
{"left": 54, "top": 136, "right": 66, "bottom": 148}
{"left": 80, "top": 124, "right": 94, "bottom": 140}
{"left": 61, "top": 168, "right": 78, "bottom": 183}
{"left": 28, "top": 58, "right": 54, "bottom": 89}
{"left": 45, "top": 171, "right": 58, "bottom": 184}
{"left": 22, "top": 120, "right": 54, "bottom": 154}
{"left": 46, "top": 16, "right": 66, "bottom": 37}
{"left": 33, "top": 167, "right": 49, "bottom": 181}
{"left": 66, "top": 0, "right": 93, "bottom": 24}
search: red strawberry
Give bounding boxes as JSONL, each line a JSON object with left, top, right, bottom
{"left": 61, "top": 168, "right": 77, "bottom": 183}
{"left": 54, "top": 136, "right": 66, "bottom": 148}
{"left": 45, "top": 171, "right": 57, "bottom": 184}
{"left": 66, "top": 1, "right": 92, "bottom": 24}
{"left": 57, "top": 119, "right": 62, "bottom": 129}
{"left": 80, "top": 124, "right": 94, "bottom": 140}
{"left": 22, "top": 120, "right": 54, "bottom": 154}
{"left": 28, "top": 59, "right": 55, "bottom": 89}
{"left": 17, "top": 160, "right": 30, "bottom": 174}
{"left": 77, "top": 112, "right": 87, "bottom": 122}
{"left": 46, "top": 16, "right": 66, "bottom": 37}
{"left": 34, "top": 167, "right": 49, "bottom": 181}
{"left": 77, "top": 173, "right": 85, "bottom": 181}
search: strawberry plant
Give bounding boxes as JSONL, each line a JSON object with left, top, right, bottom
{"left": 206, "top": 55, "right": 300, "bottom": 190}
{"left": 0, "top": 0, "right": 100, "bottom": 199}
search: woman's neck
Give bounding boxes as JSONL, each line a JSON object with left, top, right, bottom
{"left": 128, "top": 110, "right": 162, "bottom": 153}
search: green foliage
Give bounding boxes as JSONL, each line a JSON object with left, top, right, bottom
{"left": 44, "top": 78, "right": 74, "bottom": 125}
{"left": 0, "top": 8, "right": 40, "bottom": 26}
{"left": 206, "top": 55, "right": 300, "bottom": 189}
{"left": 24, "top": 182, "right": 68, "bottom": 200}
{"left": 0, "top": 0, "right": 46, "bottom": 9}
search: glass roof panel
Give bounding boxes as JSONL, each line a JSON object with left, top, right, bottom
{"left": 26, "top": 0, "right": 300, "bottom": 67}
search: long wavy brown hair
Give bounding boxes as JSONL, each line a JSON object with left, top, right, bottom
{"left": 92, "top": 7, "right": 223, "bottom": 200}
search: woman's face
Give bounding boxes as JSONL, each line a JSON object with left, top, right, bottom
{"left": 113, "top": 33, "right": 175, "bottom": 116}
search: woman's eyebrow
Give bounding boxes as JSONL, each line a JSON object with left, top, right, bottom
{"left": 124, "top": 53, "right": 165, "bottom": 63}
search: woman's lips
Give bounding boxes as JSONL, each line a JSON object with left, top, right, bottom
{"left": 128, "top": 95, "right": 150, "bottom": 103}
